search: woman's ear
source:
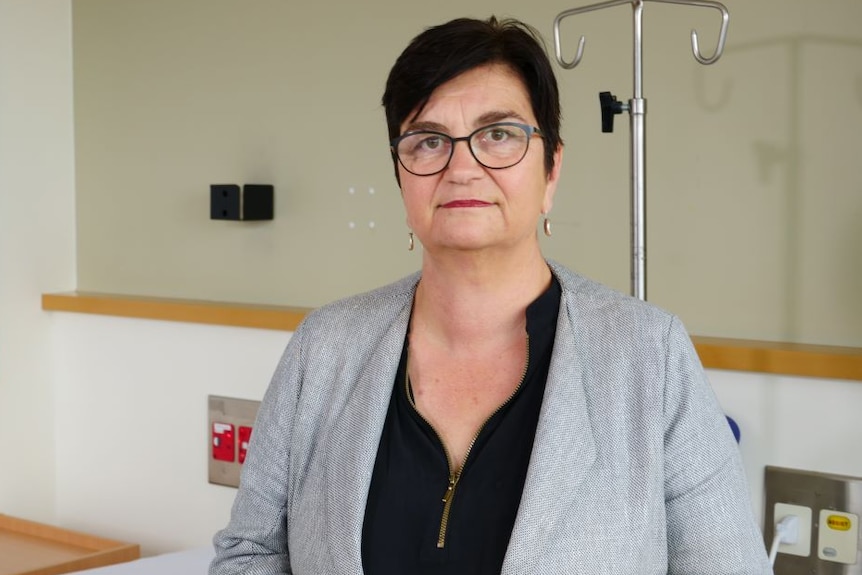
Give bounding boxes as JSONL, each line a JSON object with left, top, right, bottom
{"left": 543, "top": 144, "right": 564, "bottom": 214}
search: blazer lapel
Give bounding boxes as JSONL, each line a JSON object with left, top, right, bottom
{"left": 502, "top": 295, "right": 597, "bottom": 574}
{"left": 323, "top": 301, "right": 412, "bottom": 575}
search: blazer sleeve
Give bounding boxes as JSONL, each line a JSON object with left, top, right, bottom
{"left": 208, "top": 324, "right": 306, "bottom": 575}
{"left": 662, "top": 317, "right": 772, "bottom": 575}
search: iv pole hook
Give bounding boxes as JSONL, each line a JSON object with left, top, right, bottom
{"left": 652, "top": 0, "right": 730, "bottom": 64}
{"left": 554, "top": 0, "right": 633, "bottom": 70}
{"left": 553, "top": 0, "right": 730, "bottom": 69}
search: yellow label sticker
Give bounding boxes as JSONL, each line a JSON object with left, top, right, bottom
{"left": 826, "top": 515, "right": 852, "bottom": 531}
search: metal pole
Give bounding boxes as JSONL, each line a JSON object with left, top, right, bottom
{"left": 631, "top": 1, "right": 647, "bottom": 300}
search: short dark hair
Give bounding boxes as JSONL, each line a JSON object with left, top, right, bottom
{"left": 382, "top": 16, "right": 563, "bottom": 178}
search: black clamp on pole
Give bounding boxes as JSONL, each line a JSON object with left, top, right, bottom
{"left": 599, "top": 91, "right": 627, "bottom": 133}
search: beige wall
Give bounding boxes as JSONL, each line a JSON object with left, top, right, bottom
{"left": 72, "top": 0, "right": 862, "bottom": 347}
{"left": 0, "top": 0, "right": 76, "bottom": 522}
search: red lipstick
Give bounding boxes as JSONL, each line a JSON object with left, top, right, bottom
{"left": 441, "top": 199, "right": 492, "bottom": 208}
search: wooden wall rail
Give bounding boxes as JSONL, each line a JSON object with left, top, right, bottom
{"left": 42, "top": 291, "right": 309, "bottom": 331}
{"left": 690, "top": 336, "right": 861, "bottom": 382}
{"left": 43, "top": 292, "right": 862, "bottom": 382}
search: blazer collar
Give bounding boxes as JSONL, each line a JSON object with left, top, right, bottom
{"left": 323, "top": 294, "right": 414, "bottom": 575}
{"left": 502, "top": 286, "right": 598, "bottom": 573}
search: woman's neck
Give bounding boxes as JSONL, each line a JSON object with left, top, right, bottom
{"left": 412, "top": 248, "right": 551, "bottom": 349}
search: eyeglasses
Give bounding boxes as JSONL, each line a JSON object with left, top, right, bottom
{"left": 390, "top": 122, "right": 543, "bottom": 177}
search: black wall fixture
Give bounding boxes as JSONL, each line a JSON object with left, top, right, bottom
{"left": 210, "top": 184, "right": 274, "bottom": 221}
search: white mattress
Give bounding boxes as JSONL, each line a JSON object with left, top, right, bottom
{"left": 74, "top": 547, "right": 214, "bottom": 574}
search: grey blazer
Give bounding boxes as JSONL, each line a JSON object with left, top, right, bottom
{"left": 210, "top": 262, "right": 772, "bottom": 574}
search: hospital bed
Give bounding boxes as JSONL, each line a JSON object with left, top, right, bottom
{"left": 74, "top": 547, "right": 214, "bottom": 575}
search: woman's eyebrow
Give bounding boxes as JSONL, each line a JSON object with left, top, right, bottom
{"left": 403, "top": 120, "right": 448, "bottom": 133}
{"left": 475, "top": 110, "right": 528, "bottom": 126}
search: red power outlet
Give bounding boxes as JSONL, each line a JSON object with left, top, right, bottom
{"left": 238, "top": 426, "right": 253, "bottom": 464}
{"left": 212, "top": 422, "right": 235, "bottom": 462}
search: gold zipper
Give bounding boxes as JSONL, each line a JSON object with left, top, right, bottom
{"left": 406, "top": 334, "right": 530, "bottom": 549}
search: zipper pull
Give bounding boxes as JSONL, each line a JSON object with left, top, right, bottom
{"left": 441, "top": 477, "right": 456, "bottom": 503}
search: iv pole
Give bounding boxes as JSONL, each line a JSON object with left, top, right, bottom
{"left": 553, "top": 0, "right": 729, "bottom": 301}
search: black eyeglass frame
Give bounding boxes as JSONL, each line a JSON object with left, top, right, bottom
{"left": 389, "top": 121, "right": 544, "bottom": 177}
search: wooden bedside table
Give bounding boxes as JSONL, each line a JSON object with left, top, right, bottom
{"left": 0, "top": 514, "right": 139, "bottom": 575}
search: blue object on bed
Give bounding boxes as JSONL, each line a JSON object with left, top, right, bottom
{"left": 726, "top": 415, "right": 741, "bottom": 443}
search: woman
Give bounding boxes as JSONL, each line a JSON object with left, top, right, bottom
{"left": 210, "top": 17, "right": 771, "bottom": 575}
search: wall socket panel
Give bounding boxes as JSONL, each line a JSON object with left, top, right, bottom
{"left": 765, "top": 465, "right": 862, "bottom": 574}
{"left": 208, "top": 395, "right": 261, "bottom": 488}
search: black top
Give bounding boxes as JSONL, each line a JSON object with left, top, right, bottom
{"left": 362, "top": 277, "right": 561, "bottom": 575}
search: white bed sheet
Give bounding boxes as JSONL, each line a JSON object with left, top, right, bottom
{"left": 74, "top": 547, "right": 214, "bottom": 574}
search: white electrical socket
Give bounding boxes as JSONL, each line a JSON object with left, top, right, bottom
{"left": 774, "top": 502, "right": 812, "bottom": 557}
{"left": 817, "top": 509, "right": 859, "bottom": 564}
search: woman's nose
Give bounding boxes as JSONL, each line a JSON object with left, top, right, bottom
{"left": 446, "top": 138, "right": 482, "bottom": 172}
